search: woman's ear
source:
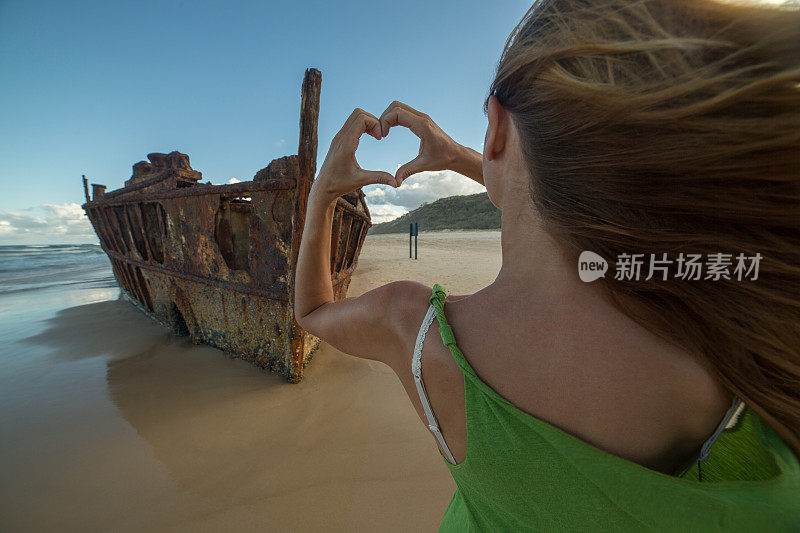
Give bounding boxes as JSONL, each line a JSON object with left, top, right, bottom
{"left": 484, "top": 95, "right": 507, "bottom": 162}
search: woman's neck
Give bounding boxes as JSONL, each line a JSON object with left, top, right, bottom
{"left": 492, "top": 174, "right": 583, "bottom": 306}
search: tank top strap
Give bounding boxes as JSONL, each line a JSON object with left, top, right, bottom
{"left": 678, "top": 396, "right": 746, "bottom": 479}
{"left": 429, "top": 284, "right": 477, "bottom": 377}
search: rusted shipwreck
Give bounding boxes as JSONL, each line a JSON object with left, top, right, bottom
{"left": 81, "top": 69, "right": 371, "bottom": 382}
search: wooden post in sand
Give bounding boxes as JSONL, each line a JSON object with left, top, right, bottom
{"left": 409, "top": 222, "right": 418, "bottom": 260}
{"left": 414, "top": 221, "right": 418, "bottom": 260}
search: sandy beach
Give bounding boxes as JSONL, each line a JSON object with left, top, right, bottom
{"left": 0, "top": 230, "right": 501, "bottom": 532}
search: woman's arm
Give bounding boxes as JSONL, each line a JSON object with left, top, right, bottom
{"left": 294, "top": 108, "right": 424, "bottom": 366}
{"left": 295, "top": 184, "right": 414, "bottom": 363}
{"left": 449, "top": 144, "right": 484, "bottom": 186}
{"left": 294, "top": 104, "right": 479, "bottom": 366}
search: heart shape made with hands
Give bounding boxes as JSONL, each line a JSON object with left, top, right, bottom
{"left": 316, "top": 102, "right": 458, "bottom": 197}
{"left": 352, "top": 102, "right": 458, "bottom": 188}
{"left": 352, "top": 126, "right": 422, "bottom": 189}
{"left": 376, "top": 101, "right": 457, "bottom": 186}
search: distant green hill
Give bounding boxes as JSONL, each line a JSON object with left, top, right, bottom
{"left": 368, "top": 192, "right": 501, "bottom": 234}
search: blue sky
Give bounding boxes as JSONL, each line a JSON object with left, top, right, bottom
{"left": 0, "top": 0, "right": 529, "bottom": 243}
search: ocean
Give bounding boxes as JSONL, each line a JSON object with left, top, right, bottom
{"left": 0, "top": 244, "right": 115, "bottom": 295}
{"left": 0, "top": 244, "right": 119, "bottom": 333}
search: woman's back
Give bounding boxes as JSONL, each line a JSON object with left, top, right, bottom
{"left": 400, "top": 241, "right": 735, "bottom": 474}
{"left": 419, "top": 284, "right": 800, "bottom": 531}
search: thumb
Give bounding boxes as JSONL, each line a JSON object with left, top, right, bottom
{"left": 395, "top": 156, "right": 426, "bottom": 185}
{"left": 357, "top": 169, "right": 398, "bottom": 188}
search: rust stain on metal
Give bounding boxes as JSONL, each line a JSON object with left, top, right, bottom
{"left": 81, "top": 68, "right": 371, "bottom": 382}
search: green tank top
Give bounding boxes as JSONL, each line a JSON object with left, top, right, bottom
{"left": 428, "top": 284, "right": 800, "bottom": 532}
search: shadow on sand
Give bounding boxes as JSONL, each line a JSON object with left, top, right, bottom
{"left": 21, "top": 297, "right": 170, "bottom": 362}
{"left": 20, "top": 298, "right": 305, "bottom": 495}
{"left": 18, "top": 297, "right": 450, "bottom": 530}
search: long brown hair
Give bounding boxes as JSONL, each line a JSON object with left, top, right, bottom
{"left": 489, "top": 0, "right": 800, "bottom": 456}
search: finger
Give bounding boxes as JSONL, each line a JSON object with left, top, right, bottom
{"left": 347, "top": 108, "right": 383, "bottom": 141}
{"left": 356, "top": 169, "right": 398, "bottom": 188}
{"left": 379, "top": 100, "right": 427, "bottom": 124}
{"left": 379, "top": 102, "right": 429, "bottom": 138}
{"left": 361, "top": 114, "right": 384, "bottom": 141}
{"left": 336, "top": 108, "right": 383, "bottom": 145}
{"left": 379, "top": 106, "right": 424, "bottom": 138}
{"left": 333, "top": 108, "right": 361, "bottom": 141}
{"left": 395, "top": 156, "right": 426, "bottom": 184}
{"left": 392, "top": 100, "right": 427, "bottom": 117}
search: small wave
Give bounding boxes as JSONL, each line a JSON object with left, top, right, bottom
{"left": 0, "top": 244, "right": 112, "bottom": 292}
{"left": 0, "top": 274, "right": 117, "bottom": 296}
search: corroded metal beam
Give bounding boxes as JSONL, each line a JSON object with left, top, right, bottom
{"left": 103, "top": 248, "right": 355, "bottom": 300}
{"left": 84, "top": 179, "right": 297, "bottom": 207}
{"left": 288, "top": 68, "right": 322, "bottom": 382}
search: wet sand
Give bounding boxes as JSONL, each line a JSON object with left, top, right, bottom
{"left": 0, "top": 231, "right": 502, "bottom": 532}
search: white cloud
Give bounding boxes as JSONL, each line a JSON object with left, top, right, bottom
{"left": 362, "top": 169, "right": 485, "bottom": 223}
{"left": 227, "top": 177, "right": 242, "bottom": 184}
{"left": 0, "top": 220, "right": 13, "bottom": 236}
{"left": 368, "top": 203, "right": 408, "bottom": 224}
{"left": 365, "top": 188, "right": 386, "bottom": 199}
{"left": 0, "top": 202, "right": 96, "bottom": 244}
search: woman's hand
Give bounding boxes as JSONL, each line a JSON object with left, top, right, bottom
{"left": 312, "top": 108, "right": 398, "bottom": 203}
{"left": 379, "top": 101, "right": 482, "bottom": 185}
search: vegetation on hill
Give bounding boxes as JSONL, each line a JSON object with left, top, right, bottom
{"left": 368, "top": 192, "right": 501, "bottom": 234}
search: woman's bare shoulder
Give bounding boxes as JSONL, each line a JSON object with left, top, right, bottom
{"left": 296, "top": 280, "right": 434, "bottom": 367}
{"left": 385, "top": 280, "right": 436, "bottom": 335}
{"left": 352, "top": 280, "right": 435, "bottom": 370}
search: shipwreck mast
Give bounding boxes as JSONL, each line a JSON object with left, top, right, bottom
{"left": 288, "top": 68, "right": 322, "bottom": 381}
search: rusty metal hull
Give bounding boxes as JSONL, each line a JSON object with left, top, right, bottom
{"left": 81, "top": 69, "right": 371, "bottom": 382}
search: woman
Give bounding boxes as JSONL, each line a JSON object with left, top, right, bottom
{"left": 295, "top": 0, "right": 800, "bottom": 529}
